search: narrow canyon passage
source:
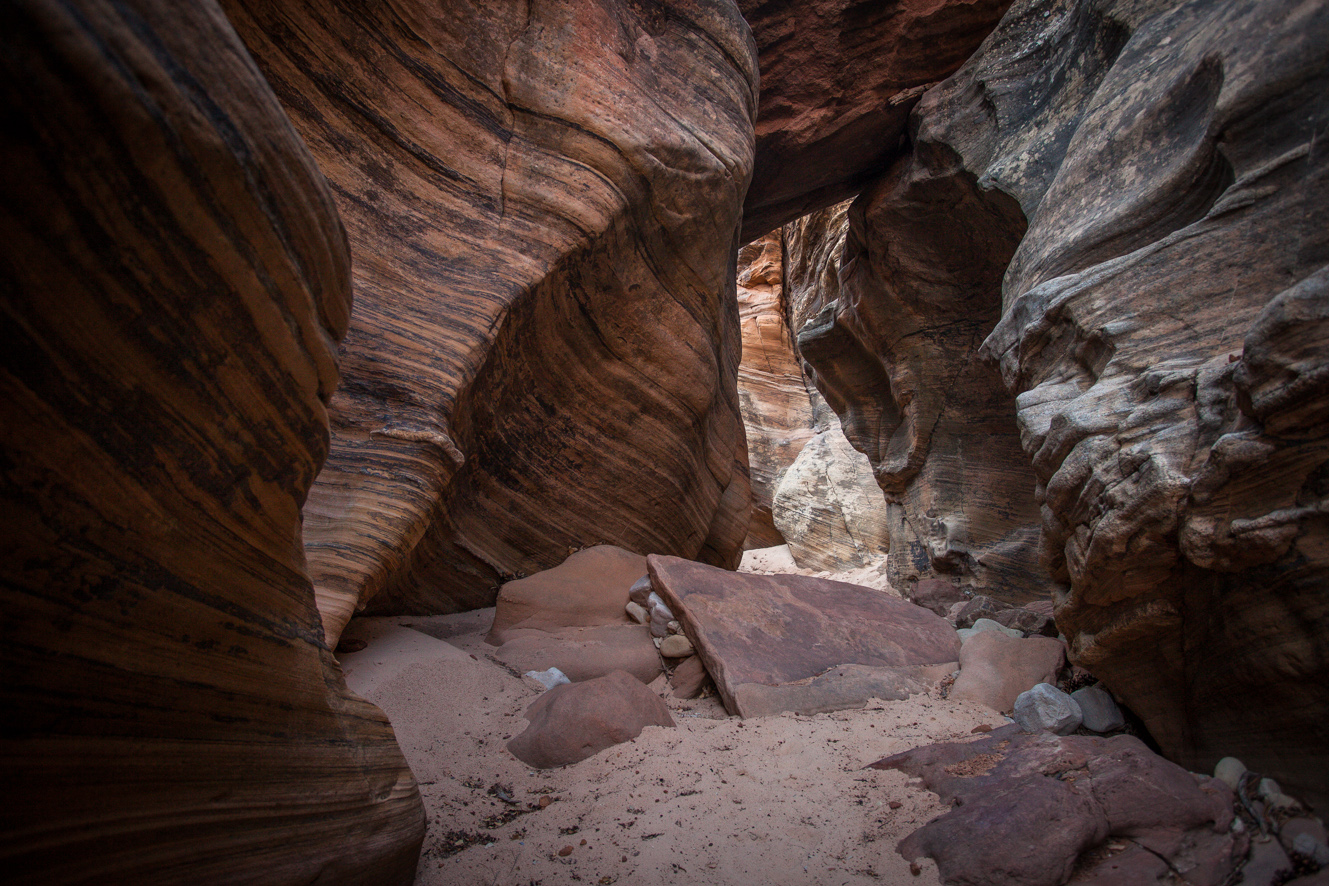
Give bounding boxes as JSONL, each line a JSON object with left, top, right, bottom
{"left": 2, "top": 0, "right": 1327, "bottom": 884}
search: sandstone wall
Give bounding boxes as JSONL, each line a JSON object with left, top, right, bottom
{"left": 736, "top": 234, "right": 816, "bottom": 548}
{"left": 784, "top": 200, "right": 1047, "bottom": 601}
{"left": 224, "top": 0, "right": 759, "bottom": 643}
{"left": 0, "top": 0, "right": 423, "bottom": 879}
{"left": 904, "top": 0, "right": 1329, "bottom": 806}
{"left": 738, "top": 0, "right": 1015, "bottom": 239}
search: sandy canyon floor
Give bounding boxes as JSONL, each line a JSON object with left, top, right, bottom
{"left": 340, "top": 552, "right": 1003, "bottom": 886}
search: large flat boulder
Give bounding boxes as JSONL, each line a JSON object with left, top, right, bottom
{"left": 872, "top": 728, "right": 1245, "bottom": 886}
{"left": 647, "top": 555, "right": 959, "bottom": 717}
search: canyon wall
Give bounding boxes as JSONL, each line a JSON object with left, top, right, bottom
{"left": 784, "top": 200, "right": 1048, "bottom": 601}
{"left": 884, "top": 0, "right": 1329, "bottom": 806}
{"left": 0, "top": 0, "right": 423, "bottom": 880}
{"left": 223, "top": 0, "right": 760, "bottom": 643}
{"left": 738, "top": 0, "right": 1015, "bottom": 239}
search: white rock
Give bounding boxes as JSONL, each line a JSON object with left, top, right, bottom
{"left": 524, "top": 667, "right": 570, "bottom": 690}
{"left": 649, "top": 601, "right": 674, "bottom": 638}
{"left": 659, "top": 634, "right": 694, "bottom": 658}
{"left": 1292, "top": 833, "right": 1329, "bottom": 866}
{"left": 1214, "top": 757, "right": 1246, "bottom": 790}
{"left": 1013, "top": 683, "right": 1083, "bottom": 735}
{"left": 625, "top": 600, "right": 649, "bottom": 625}
{"left": 629, "top": 576, "right": 653, "bottom": 607}
{"left": 1072, "top": 685, "right": 1125, "bottom": 733}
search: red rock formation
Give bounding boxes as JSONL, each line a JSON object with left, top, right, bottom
{"left": 783, "top": 197, "right": 1050, "bottom": 603}
{"left": 738, "top": 0, "right": 1015, "bottom": 240}
{"left": 0, "top": 0, "right": 423, "bottom": 880}
{"left": 736, "top": 234, "right": 817, "bottom": 547}
{"left": 223, "top": 0, "right": 759, "bottom": 643}
{"left": 895, "top": 0, "right": 1329, "bottom": 806}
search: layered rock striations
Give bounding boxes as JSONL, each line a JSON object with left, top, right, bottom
{"left": 736, "top": 226, "right": 890, "bottom": 569}
{"left": 738, "top": 0, "right": 1016, "bottom": 240}
{"left": 0, "top": 0, "right": 423, "bottom": 880}
{"left": 736, "top": 233, "right": 816, "bottom": 548}
{"left": 899, "top": 0, "right": 1329, "bottom": 805}
{"left": 224, "top": 0, "right": 760, "bottom": 642}
{"left": 784, "top": 199, "right": 1048, "bottom": 601}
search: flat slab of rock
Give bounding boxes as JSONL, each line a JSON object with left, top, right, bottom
{"left": 488, "top": 546, "right": 646, "bottom": 645}
{"left": 872, "top": 728, "right": 1245, "bottom": 886}
{"left": 647, "top": 555, "right": 960, "bottom": 717}
{"left": 506, "top": 670, "right": 674, "bottom": 769}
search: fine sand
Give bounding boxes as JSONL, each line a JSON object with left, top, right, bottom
{"left": 338, "top": 549, "right": 1000, "bottom": 886}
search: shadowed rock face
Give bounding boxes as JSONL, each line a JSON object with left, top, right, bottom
{"left": 224, "top": 0, "right": 759, "bottom": 642}
{"left": 737, "top": 0, "right": 1015, "bottom": 240}
{"left": 784, "top": 197, "right": 1049, "bottom": 603}
{"left": 0, "top": 0, "right": 423, "bottom": 880}
{"left": 897, "top": 0, "right": 1329, "bottom": 806}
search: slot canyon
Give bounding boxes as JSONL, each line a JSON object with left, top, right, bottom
{"left": 2, "top": 0, "right": 1326, "bottom": 883}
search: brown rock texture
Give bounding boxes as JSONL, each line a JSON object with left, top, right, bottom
{"left": 507, "top": 670, "right": 675, "bottom": 769}
{"left": 784, "top": 194, "right": 1050, "bottom": 604}
{"left": 738, "top": 0, "right": 1015, "bottom": 240}
{"left": 950, "top": 632, "right": 1067, "bottom": 714}
{"left": 648, "top": 555, "right": 959, "bottom": 716}
{"left": 888, "top": 0, "right": 1329, "bottom": 804}
{"left": 873, "top": 727, "right": 1246, "bottom": 886}
{"left": 487, "top": 546, "right": 645, "bottom": 646}
{"left": 223, "top": 0, "right": 760, "bottom": 643}
{"left": 0, "top": 0, "right": 423, "bottom": 880}
{"left": 736, "top": 233, "right": 817, "bottom": 548}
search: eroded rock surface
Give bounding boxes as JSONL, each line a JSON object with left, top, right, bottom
{"left": 647, "top": 555, "right": 959, "bottom": 716}
{"left": 0, "top": 0, "right": 422, "bottom": 879}
{"left": 736, "top": 233, "right": 817, "bottom": 548}
{"left": 225, "top": 0, "right": 759, "bottom": 643}
{"left": 784, "top": 196, "right": 1050, "bottom": 604}
{"left": 738, "top": 0, "right": 1015, "bottom": 239}
{"left": 888, "top": 0, "right": 1329, "bottom": 804}
{"left": 873, "top": 727, "right": 1246, "bottom": 886}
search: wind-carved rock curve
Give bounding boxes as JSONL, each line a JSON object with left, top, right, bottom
{"left": 0, "top": 0, "right": 424, "bottom": 879}
{"left": 224, "top": 0, "right": 760, "bottom": 643}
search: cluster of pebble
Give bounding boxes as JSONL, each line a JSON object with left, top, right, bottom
{"left": 625, "top": 576, "right": 694, "bottom": 659}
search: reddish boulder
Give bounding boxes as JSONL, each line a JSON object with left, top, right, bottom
{"left": 950, "top": 632, "right": 1067, "bottom": 714}
{"left": 490, "top": 626, "right": 662, "bottom": 686}
{"left": 648, "top": 555, "right": 959, "bottom": 717}
{"left": 487, "top": 546, "right": 646, "bottom": 645}
{"left": 908, "top": 580, "right": 969, "bottom": 617}
{"left": 873, "top": 728, "right": 1245, "bottom": 886}
{"left": 507, "top": 671, "right": 675, "bottom": 769}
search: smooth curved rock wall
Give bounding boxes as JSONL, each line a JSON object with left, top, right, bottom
{"left": 224, "top": 0, "right": 759, "bottom": 642}
{"left": 910, "top": 0, "right": 1329, "bottom": 806}
{"left": 0, "top": 0, "right": 423, "bottom": 879}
